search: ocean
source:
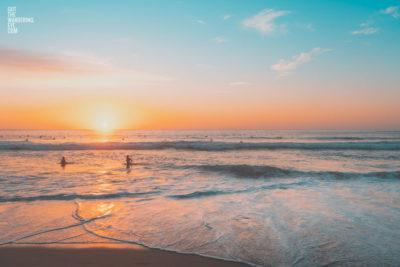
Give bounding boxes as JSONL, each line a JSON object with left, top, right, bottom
{"left": 0, "top": 130, "right": 399, "bottom": 266}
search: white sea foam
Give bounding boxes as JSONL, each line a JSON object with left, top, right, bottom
{"left": 1, "top": 140, "right": 400, "bottom": 151}
{"left": 0, "top": 130, "right": 399, "bottom": 266}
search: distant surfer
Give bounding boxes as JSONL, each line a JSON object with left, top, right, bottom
{"left": 60, "top": 156, "right": 67, "bottom": 167}
{"left": 126, "top": 155, "right": 133, "bottom": 168}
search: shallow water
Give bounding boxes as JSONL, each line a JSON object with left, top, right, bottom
{"left": 0, "top": 130, "right": 399, "bottom": 266}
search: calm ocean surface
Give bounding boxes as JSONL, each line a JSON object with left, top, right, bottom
{"left": 0, "top": 130, "right": 399, "bottom": 266}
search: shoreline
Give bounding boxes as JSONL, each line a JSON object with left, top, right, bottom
{"left": 0, "top": 243, "right": 250, "bottom": 267}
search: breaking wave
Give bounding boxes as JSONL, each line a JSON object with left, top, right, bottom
{"left": 0, "top": 165, "right": 398, "bottom": 203}
{"left": 168, "top": 181, "right": 308, "bottom": 199}
{"left": 187, "top": 164, "right": 294, "bottom": 178}
{"left": 312, "top": 136, "right": 400, "bottom": 141}
{"left": 0, "top": 191, "right": 160, "bottom": 203}
{"left": 1, "top": 140, "right": 399, "bottom": 151}
{"left": 180, "top": 164, "right": 400, "bottom": 180}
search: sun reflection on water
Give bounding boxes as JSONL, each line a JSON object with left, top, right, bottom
{"left": 97, "top": 203, "right": 115, "bottom": 216}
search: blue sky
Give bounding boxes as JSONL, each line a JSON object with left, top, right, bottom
{"left": 1, "top": 0, "right": 399, "bottom": 129}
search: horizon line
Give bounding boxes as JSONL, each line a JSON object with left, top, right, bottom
{"left": 0, "top": 128, "right": 399, "bottom": 132}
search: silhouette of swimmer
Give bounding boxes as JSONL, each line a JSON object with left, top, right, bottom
{"left": 60, "top": 156, "right": 67, "bottom": 167}
{"left": 126, "top": 155, "right": 133, "bottom": 168}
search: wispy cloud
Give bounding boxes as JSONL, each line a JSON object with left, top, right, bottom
{"left": 270, "top": 47, "right": 331, "bottom": 77}
{"left": 351, "top": 27, "right": 379, "bottom": 35}
{"left": 351, "top": 6, "right": 397, "bottom": 37}
{"left": 60, "top": 50, "right": 113, "bottom": 68}
{"left": 229, "top": 81, "right": 251, "bottom": 86}
{"left": 0, "top": 47, "right": 174, "bottom": 87}
{"left": 223, "top": 14, "right": 232, "bottom": 20}
{"left": 0, "top": 47, "right": 89, "bottom": 73}
{"left": 215, "top": 37, "right": 228, "bottom": 43}
{"left": 352, "top": 19, "right": 379, "bottom": 35}
{"left": 197, "top": 19, "right": 206, "bottom": 24}
{"left": 295, "top": 22, "right": 314, "bottom": 31}
{"left": 381, "top": 6, "right": 399, "bottom": 19}
{"left": 243, "top": 9, "right": 290, "bottom": 35}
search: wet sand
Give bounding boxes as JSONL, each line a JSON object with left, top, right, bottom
{"left": 0, "top": 243, "right": 249, "bottom": 267}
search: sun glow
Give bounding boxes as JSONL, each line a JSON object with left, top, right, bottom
{"left": 76, "top": 100, "right": 125, "bottom": 134}
{"left": 94, "top": 116, "right": 115, "bottom": 134}
{"left": 98, "top": 120, "right": 110, "bottom": 131}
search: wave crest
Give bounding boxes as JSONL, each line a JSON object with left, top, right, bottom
{"left": 190, "top": 164, "right": 293, "bottom": 178}
{"left": 1, "top": 140, "right": 399, "bottom": 151}
{"left": 0, "top": 191, "right": 159, "bottom": 203}
{"left": 181, "top": 164, "right": 400, "bottom": 180}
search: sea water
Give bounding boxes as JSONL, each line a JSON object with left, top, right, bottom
{"left": 0, "top": 130, "right": 399, "bottom": 266}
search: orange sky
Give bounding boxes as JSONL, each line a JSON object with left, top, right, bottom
{"left": 1, "top": 46, "right": 399, "bottom": 130}
{"left": 1, "top": 93, "right": 399, "bottom": 130}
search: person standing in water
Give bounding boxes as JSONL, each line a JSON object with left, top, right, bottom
{"left": 60, "top": 156, "right": 67, "bottom": 167}
{"left": 126, "top": 155, "right": 133, "bottom": 168}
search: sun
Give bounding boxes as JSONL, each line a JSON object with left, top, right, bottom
{"left": 93, "top": 116, "right": 116, "bottom": 134}
{"left": 77, "top": 100, "right": 133, "bottom": 133}
{"left": 100, "top": 121, "right": 110, "bottom": 130}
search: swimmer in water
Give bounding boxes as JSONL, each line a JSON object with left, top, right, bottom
{"left": 60, "top": 156, "right": 67, "bottom": 167}
{"left": 126, "top": 155, "right": 133, "bottom": 168}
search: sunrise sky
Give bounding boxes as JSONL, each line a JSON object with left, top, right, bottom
{"left": 1, "top": 0, "right": 399, "bottom": 130}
